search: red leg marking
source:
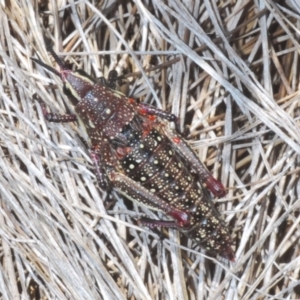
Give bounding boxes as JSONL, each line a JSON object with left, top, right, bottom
{"left": 204, "top": 176, "right": 226, "bottom": 197}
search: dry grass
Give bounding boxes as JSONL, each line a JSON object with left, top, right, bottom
{"left": 1, "top": 1, "right": 300, "bottom": 299}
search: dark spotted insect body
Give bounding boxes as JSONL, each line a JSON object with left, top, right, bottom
{"left": 31, "top": 47, "right": 235, "bottom": 261}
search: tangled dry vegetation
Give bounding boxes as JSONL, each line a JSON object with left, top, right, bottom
{"left": 1, "top": 1, "right": 300, "bottom": 299}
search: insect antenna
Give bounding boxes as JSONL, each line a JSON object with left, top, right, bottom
{"left": 31, "top": 57, "right": 61, "bottom": 78}
{"left": 46, "top": 45, "right": 68, "bottom": 71}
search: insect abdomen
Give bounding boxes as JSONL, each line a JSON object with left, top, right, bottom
{"left": 116, "top": 117, "right": 232, "bottom": 256}
{"left": 120, "top": 125, "right": 198, "bottom": 203}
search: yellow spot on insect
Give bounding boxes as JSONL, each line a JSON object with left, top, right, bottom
{"left": 129, "top": 164, "right": 135, "bottom": 169}
{"left": 212, "top": 217, "right": 219, "bottom": 224}
{"left": 88, "top": 120, "right": 95, "bottom": 128}
{"left": 154, "top": 160, "right": 158, "bottom": 164}
{"left": 165, "top": 173, "right": 169, "bottom": 177}
{"left": 141, "top": 176, "right": 146, "bottom": 181}
{"left": 93, "top": 97, "right": 98, "bottom": 101}
{"left": 157, "top": 136, "right": 162, "bottom": 141}
{"left": 140, "top": 144, "right": 144, "bottom": 149}
{"left": 106, "top": 108, "right": 111, "bottom": 114}
{"left": 150, "top": 188, "right": 156, "bottom": 193}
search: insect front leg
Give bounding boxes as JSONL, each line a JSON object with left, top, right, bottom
{"left": 137, "top": 103, "right": 181, "bottom": 131}
{"left": 97, "top": 70, "right": 118, "bottom": 90}
{"left": 33, "top": 93, "right": 77, "bottom": 123}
